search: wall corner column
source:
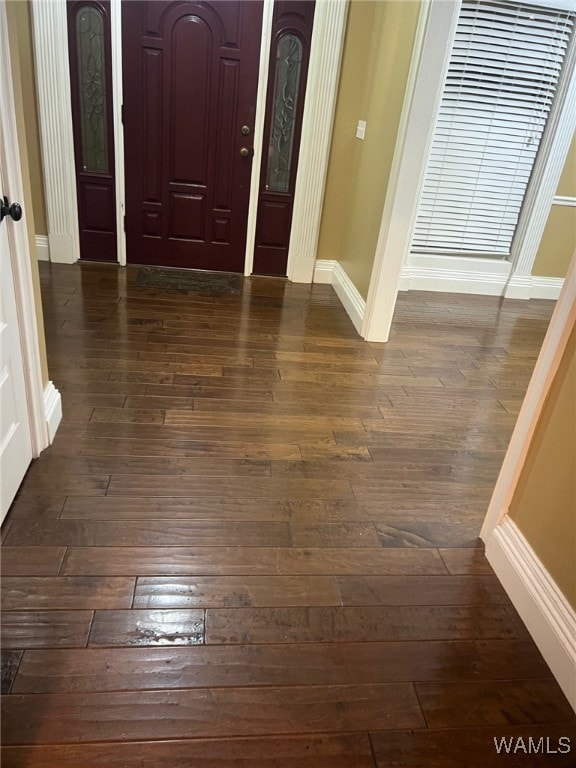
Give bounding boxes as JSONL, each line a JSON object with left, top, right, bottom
{"left": 288, "top": 0, "right": 349, "bottom": 283}
{"left": 31, "top": 0, "right": 79, "bottom": 264}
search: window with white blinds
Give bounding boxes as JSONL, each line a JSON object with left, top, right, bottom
{"left": 411, "top": 0, "right": 575, "bottom": 258}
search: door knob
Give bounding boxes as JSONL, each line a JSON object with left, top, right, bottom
{"left": 239, "top": 147, "right": 253, "bottom": 158}
{"left": 0, "top": 196, "right": 22, "bottom": 223}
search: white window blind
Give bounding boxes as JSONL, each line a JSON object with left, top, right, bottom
{"left": 412, "top": 0, "right": 575, "bottom": 258}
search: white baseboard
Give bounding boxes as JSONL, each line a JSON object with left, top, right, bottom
{"left": 484, "top": 517, "right": 576, "bottom": 713}
{"left": 44, "top": 381, "right": 62, "bottom": 443}
{"left": 35, "top": 235, "right": 50, "bottom": 262}
{"left": 314, "top": 260, "right": 366, "bottom": 334}
{"left": 47, "top": 233, "right": 77, "bottom": 264}
{"left": 503, "top": 274, "right": 533, "bottom": 299}
{"left": 313, "top": 259, "right": 337, "bottom": 284}
{"left": 401, "top": 254, "right": 511, "bottom": 295}
{"left": 402, "top": 255, "right": 564, "bottom": 299}
{"left": 530, "top": 276, "right": 565, "bottom": 300}
{"left": 505, "top": 275, "right": 565, "bottom": 300}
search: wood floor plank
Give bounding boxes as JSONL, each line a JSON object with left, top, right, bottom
{"left": 61, "top": 547, "right": 448, "bottom": 576}
{"left": 133, "top": 575, "right": 340, "bottom": 608}
{"left": 90, "top": 408, "right": 166, "bottom": 424}
{"left": 290, "top": 523, "right": 380, "bottom": 547}
{"left": 5, "top": 520, "right": 292, "bottom": 547}
{"left": 30, "top": 455, "right": 271, "bottom": 477}
{"left": 49, "top": 436, "right": 302, "bottom": 460}
{"left": 439, "top": 548, "right": 495, "bottom": 575}
{"left": 0, "top": 683, "right": 425, "bottom": 744}
{"left": 415, "top": 679, "right": 575, "bottom": 727}
{"left": 163, "top": 411, "right": 365, "bottom": 429}
{"left": 376, "top": 521, "right": 482, "bottom": 548}
{"left": 0, "top": 547, "right": 66, "bottom": 576}
{"left": 106, "top": 476, "right": 354, "bottom": 499}
{"left": 205, "top": 605, "right": 518, "bottom": 644}
{"left": 275, "top": 548, "right": 448, "bottom": 575}
{"left": 14, "top": 475, "right": 109, "bottom": 497}
{"left": 193, "top": 398, "right": 383, "bottom": 419}
{"left": 337, "top": 575, "right": 510, "bottom": 606}
{"left": 0, "top": 733, "right": 376, "bottom": 768}
{"left": 370, "top": 724, "right": 576, "bottom": 768}
{"left": 88, "top": 609, "right": 205, "bottom": 647}
{"left": 1, "top": 577, "right": 136, "bottom": 610}
{"left": 12, "top": 639, "right": 552, "bottom": 694}
{"left": 1, "top": 611, "right": 93, "bottom": 649}
{"left": 55, "top": 421, "right": 335, "bottom": 444}
{"left": 61, "top": 497, "right": 321, "bottom": 521}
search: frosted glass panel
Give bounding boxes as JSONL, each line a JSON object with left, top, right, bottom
{"left": 76, "top": 5, "right": 109, "bottom": 173}
{"left": 266, "top": 34, "right": 303, "bottom": 193}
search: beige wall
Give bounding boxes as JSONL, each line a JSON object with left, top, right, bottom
{"left": 532, "top": 133, "right": 576, "bottom": 279}
{"left": 6, "top": 0, "right": 49, "bottom": 385}
{"left": 316, "top": 0, "right": 421, "bottom": 300}
{"left": 509, "top": 327, "right": 576, "bottom": 610}
{"left": 10, "top": 0, "right": 47, "bottom": 236}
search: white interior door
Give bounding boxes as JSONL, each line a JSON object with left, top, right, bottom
{"left": 0, "top": 0, "right": 34, "bottom": 522}
{"left": 0, "top": 176, "right": 33, "bottom": 521}
{"left": 0, "top": 164, "right": 33, "bottom": 520}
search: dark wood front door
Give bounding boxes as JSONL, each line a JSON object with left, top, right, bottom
{"left": 122, "top": 1, "right": 263, "bottom": 272}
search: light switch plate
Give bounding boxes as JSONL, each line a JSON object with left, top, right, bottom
{"left": 356, "top": 120, "right": 366, "bottom": 140}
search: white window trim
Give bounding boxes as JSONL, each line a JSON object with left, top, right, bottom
{"left": 505, "top": 26, "right": 576, "bottom": 298}
{"left": 362, "top": 0, "right": 576, "bottom": 342}
{"left": 33, "top": 0, "right": 348, "bottom": 279}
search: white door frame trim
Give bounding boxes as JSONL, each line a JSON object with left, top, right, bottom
{"left": 110, "top": 0, "right": 126, "bottom": 266}
{"left": 1, "top": 0, "right": 49, "bottom": 456}
{"left": 244, "top": 0, "right": 274, "bottom": 277}
{"left": 34, "top": 0, "right": 348, "bottom": 280}
{"left": 481, "top": 254, "right": 576, "bottom": 713}
{"left": 361, "top": 0, "right": 458, "bottom": 342}
{"left": 288, "top": 0, "right": 349, "bottom": 282}
{"left": 481, "top": 254, "right": 576, "bottom": 538}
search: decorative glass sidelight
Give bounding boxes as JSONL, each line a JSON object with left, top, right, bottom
{"left": 265, "top": 33, "right": 303, "bottom": 193}
{"left": 75, "top": 5, "right": 108, "bottom": 173}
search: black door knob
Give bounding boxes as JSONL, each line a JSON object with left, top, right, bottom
{"left": 1, "top": 196, "right": 23, "bottom": 223}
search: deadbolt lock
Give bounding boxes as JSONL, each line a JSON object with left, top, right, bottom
{"left": 241, "top": 125, "right": 251, "bottom": 136}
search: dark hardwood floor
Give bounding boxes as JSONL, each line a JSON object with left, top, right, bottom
{"left": 1, "top": 262, "right": 575, "bottom": 767}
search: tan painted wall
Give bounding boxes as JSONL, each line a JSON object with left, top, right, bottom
{"left": 316, "top": 0, "right": 421, "bottom": 300}
{"left": 532, "top": 134, "right": 576, "bottom": 279}
{"left": 6, "top": 0, "right": 49, "bottom": 385}
{"left": 556, "top": 134, "right": 576, "bottom": 198}
{"left": 8, "top": 1, "right": 47, "bottom": 236}
{"left": 509, "top": 327, "right": 576, "bottom": 610}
